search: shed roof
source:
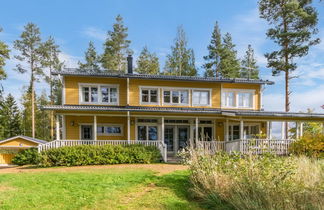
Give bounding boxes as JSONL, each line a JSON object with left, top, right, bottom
{"left": 0, "top": 136, "right": 47, "bottom": 145}
{"left": 52, "top": 69, "right": 274, "bottom": 85}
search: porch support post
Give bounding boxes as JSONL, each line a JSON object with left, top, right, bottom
{"left": 127, "top": 111, "right": 130, "bottom": 143}
{"left": 56, "top": 115, "right": 60, "bottom": 140}
{"left": 240, "top": 120, "right": 244, "bottom": 140}
{"left": 195, "top": 117, "right": 199, "bottom": 141}
{"left": 225, "top": 119, "right": 229, "bottom": 141}
{"left": 94, "top": 115, "right": 97, "bottom": 141}
{"left": 161, "top": 116, "right": 165, "bottom": 142}
{"left": 62, "top": 115, "right": 66, "bottom": 140}
{"left": 267, "top": 121, "right": 272, "bottom": 139}
{"left": 296, "top": 122, "right": 300, "bottom": 139}
{"left": 300, "top": 122, "right": 304, "bottom": 137}
{"left": 281, "top": 122, "right": 286, "bottom": 139}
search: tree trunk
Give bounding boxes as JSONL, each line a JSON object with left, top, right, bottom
{"left": 31, "top": 68, "right": 35, "bottom": 138}
{"left": 50, "top": 68, "right": 54, "bottom": 140}
{"left": 285, "top": 70, "right": 290, "bottom": 139}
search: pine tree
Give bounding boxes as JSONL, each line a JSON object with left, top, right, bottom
{"left": 259, "top": 0, "right": 319, "bottom": 137}
{"left": 219, "top": 33, "right": 241, "bottom": 78}
{"left": 0, "top": 27, "right": 10, "bottom": 81}
{"left": 42, "top": 36, "right": 63, "bottom": 140}
{"left": 36, "top": 91, "right": 51, "bottom": 141}
{"left": 21, "top": 86, "right": 33, "bottom": 137}
{"left": 101, "top": 15, "right": 131, "bottom": 72}
{"left": 135, "top": 46, "right": 160, "bottom": 74}
{"left": 78, "top": 41, "right": 101, "bottom": 71}
{"left": 164, "top": 26, "right": 197, "bottom": 76}
{"left": 14, "top": 23, "right": 48, "bottom": 138}
{"left": 203, "top": 22, "right": 223, "bottom": 78}
{"left": 0, "top": 94, "right": 21, "bottom": 138}
{"left": 241, "top": 44, "right": 259, "bottom": 79}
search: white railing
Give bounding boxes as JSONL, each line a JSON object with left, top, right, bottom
{"left": 38, "top": 140, "right": 167, "bottom": 162}
{"left": 194, "top": 139, "right": 294, "bottom": 155}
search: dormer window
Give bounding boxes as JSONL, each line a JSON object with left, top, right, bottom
{"left": 79, "top": 83, "right": 119, "bottom": 105}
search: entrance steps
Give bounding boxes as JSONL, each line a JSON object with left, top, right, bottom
{"left": 166, "top": 154, "right": 182, "bottom": 163}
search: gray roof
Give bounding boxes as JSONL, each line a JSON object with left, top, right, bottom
{"left": 52, "top": 69, "right": 274, "bottom": 85}
{"left": 42, "top": 105, "right": 324, "bottom": 119}
{"left": 0, "top": 135, "right": 47, "bottom": 144}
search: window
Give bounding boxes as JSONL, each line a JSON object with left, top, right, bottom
{"left": 192, "top": 90, "right": 210, "bottom": 106}
{"left": 141, "top": 88, "right": 159, "bottom": 104}
{"left": 97, "top": 124, "right": 123, "bottom": 136}
{"left": 163, "top": 90, "right": 189, "bottom": 105}
{"left": 80, "top": 84, "right": 119, "bottom": 105}
{"left": 82, "top": 86, "right": 98, "bottom": 103}
{"left": 137, "top": 125, "right": 158, "bottom": 140}
{"left": 222, "top": 89, "right": 254, "bottom": 109}
{"left": 194, "top": 126, "right": 213, "bottom": 141}
{"left": 137, "top": 119, "right": 158, "bottom": 123}
{"left": 164, "top": 119, "right": 189, "bottom": 124}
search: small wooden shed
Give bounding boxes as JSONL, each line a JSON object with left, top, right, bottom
{"left": 0, "top": 136, "right": 47, "bottom": 165}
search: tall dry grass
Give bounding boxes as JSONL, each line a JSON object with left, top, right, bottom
{"left": 183, "top": 148, "right": 324, "bottom": 210}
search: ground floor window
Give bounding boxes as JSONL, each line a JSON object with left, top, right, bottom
{"left": 137, "top": 125, "right": 158, "bottom": 140}
{"left": 194, "top": 126, "right": 213, "bottom": 141}
{"left": 228, "top": 124, "right": 260, "bottom": 140}
{"left": 97, "top": 124, "right": 123, "bottom": 136}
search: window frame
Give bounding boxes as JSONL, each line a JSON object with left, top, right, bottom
{"left": 136, "top": 118, "right": 159, "bottom": 141}
{"left": 192, "top": 89, "right": 212, "bottom": 107}
{"left": 97, "top": 124, "right": 124, "bottom": 136}
{"left": 221, "top": 88, "right": 255, "bottom": 109}
{"left": 139, "top": 87, "right": 160, "bottom": 105}
{"left": 79, "top": 83, "right": 119, "bottom": 105}
{"left": 162, "top": 89, "right": 190, "bottom": 106}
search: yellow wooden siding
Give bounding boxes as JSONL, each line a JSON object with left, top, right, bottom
{"left": 64, "top": 76, "right": 127, "bottom": 105}
{"left": 0, "top": 153, "right": 15, "bottom": 164}
{"left": 63, "top": 76, "right": 262, "bottom": 110}
{"left": 0, "top": 138, "right": 38, "bottom": 147}
{"left": 65, "top": 115, "right": 135, "bottom": 140}
{"left": 129, "top": 79, "right": 222, "bottom": 108}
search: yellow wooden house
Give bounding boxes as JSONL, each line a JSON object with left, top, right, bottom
{"left": 41, "top": 55, "right": 324, "bottom": 161}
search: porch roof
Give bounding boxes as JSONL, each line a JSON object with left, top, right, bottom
{"left": 52, "top": 69, "right": 274, "bottom": 85}
{"left": 42, "top": 105, "right": 324, "bottom": 120}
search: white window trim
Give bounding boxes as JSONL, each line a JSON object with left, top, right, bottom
{"left": 136, "top": 118, "right": 160, "bottom": 140}
{"left": 192, "top": 89, "right": 212, "bottom": 107}
{"left": 162, "top": 88, "right": 190, "bottom": 106}
{"left": 97, "top": 124, "right": 124, "bottom": 136}
{"left": 139, "top": 86, "right": 160, "bottom": 105}
{"left": 221, "top": 88, "right": 255, "bottom": 109}
{"left": 226, "top": 122, "right": 261, "bottom": 141}
{"left": 78, "top": 83, "right": 119, "bottom": 105}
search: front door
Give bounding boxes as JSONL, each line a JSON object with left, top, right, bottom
{"left": 81, "top": 125, "right": 93, "bottom": 140}
{"left": 178, "top": 126, "right": 189, "bottom": 150}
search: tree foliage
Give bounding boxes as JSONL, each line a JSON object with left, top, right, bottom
{"left": 79, "top": 41, "right": 101, "bottom": 71}
{"left": 101, "top": 15, "right": 131, "bottom": 72}
{"left": 14, "top": 23, "right": 49, "bottom": 138}
{"left": 0, "top": 94, "right": 21, "bottom": 139}
{"left": 203, "top": 23, "right": 241, "bottom": 78}
{"left": 259, "top": 0, "right": 319, "bottom": 112}
{"left": 135, "top": 46, "right": 160, "bottom": 74}
{"left": 0, "top": 27, "right": 10, "bottom": 81}
{"left": 164, "top": 26, "right": 197, "bottom": 76}
{"left": 241, "top": 44, "right": 260, "bottom": 79}
{"left": 203, "top": 22, "right": 223, "bottom": 77}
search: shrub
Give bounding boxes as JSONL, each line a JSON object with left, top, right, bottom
{"left": 290, "top": 133, "right": 324, "bottom": 158}
{"left": 12, "top": 148, "right": 39, "bottom": 165}
{"left": 185, "top": 150, "right": 324, "bottom": 210}
{"left": 39, "top": 144, "right": 161, "bottom": 167}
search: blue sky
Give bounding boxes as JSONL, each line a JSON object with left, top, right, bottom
{"left": 1, "top": 0, "right": 324, "bottom": 114}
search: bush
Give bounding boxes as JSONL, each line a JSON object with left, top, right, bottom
{"left": 12, "top": 148, "right": 39, "bottom": 165}
{"left": 290, "top": 133, "right": 324, "bottom": 158}
{"left": 39, "top": 144, "right": 161, "bottom": 167}
{"left": 185, "top": 150, "right": 324, "bottom": 210}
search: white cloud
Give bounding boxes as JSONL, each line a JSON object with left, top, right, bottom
{"left": 81, "top": 27, "right": 106, "bottom": 41}
{"left": 59, "top": 52, "right": 81, "bottom": 68}
{"left": 264, "top": 85, "right": 324, "bottom": 113}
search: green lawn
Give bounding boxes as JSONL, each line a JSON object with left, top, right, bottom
{"left": 0, "top": 167, "right": 202, "bottom": 210}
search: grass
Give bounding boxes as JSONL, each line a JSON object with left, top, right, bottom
{"left": 0, "top": 167, "right": 201, "bottom": 210}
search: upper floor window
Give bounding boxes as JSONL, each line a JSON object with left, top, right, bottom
{"left": 192, "top": 90, "right": 210, "bottom": 106}
{"left": 163, "top": 90, "right": 189, "bottom": 105}
{"left": 80, "top": 83, "right": 119, "bottom": 105}
{"left": 141, "top": 88, "right": 159, "bottom": 104}
{"left": 222, "top": 89, "right": 254, "bottom": 109}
